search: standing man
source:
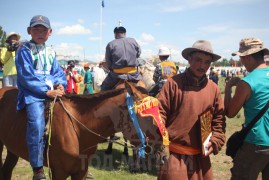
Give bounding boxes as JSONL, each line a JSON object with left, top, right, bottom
{"left": 209, "top": 67, "right": 219, "bottom": 85}
{"left": 101, "top": 25, "right": 142, "bottom": 91}
{"left": 225, "top": 38, "right": 269, "bottom": 179}
{"left": 83, "top": 63, "right": 94, "bottom": 94}
{"left": 93, "top": 63, "right": 107, "bottom": 93}
{"left": 151, "top": 47, "right": 177, "bottom": 96}
{"left": 157, "top": 40, "right": 226, "bottom": 179}
{"left": 16, "top": 15, "right": 66, "bottom": 179}
{"left": 0, "top": 32, "right": 21, "bottom": 87}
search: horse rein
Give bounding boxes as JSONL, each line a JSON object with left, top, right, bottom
{"left": 51, "top": 97, "right": 137, "bottom": 152}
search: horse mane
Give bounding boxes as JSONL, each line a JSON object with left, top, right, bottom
{"left": 63, "top": 88, "right": 126, "bottom": 102}
{"left": 62, "top": 85, "right": 148, "bottom": 103}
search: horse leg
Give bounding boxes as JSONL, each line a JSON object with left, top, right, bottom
{"left": 0, "top": 142, "right": 3, "bottom": 168}
{"left": 0, "top": 142, "right": 3, "bottom": 180}
{"left": 70, "top": 169, "right": 88, "bottom": 180}
{"left": 1, "top": 149, "right": 19, "bottom": 180}
{"left": 123, "top": 138, "right": 129, "bottom": 157}
{"left": 129, "top": 149, "right": 141, "bottom": 172}
{"left": 105, "top": 135, "right": 114, "bottom": 154}
{"left": 51, "top": 169, "right": 69, "bottom": 180}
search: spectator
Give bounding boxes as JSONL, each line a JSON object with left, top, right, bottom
{"left": 150, "top": 47, "right": 177, "bottom": 96}
{"left": 225, "top": 37, "right": 269, "bottom": 179}
{"left": 209, "top": 67, "right": 219, "bottom": 85}
{"left": 0, "top": 32, "right": 21, "bottom": 87}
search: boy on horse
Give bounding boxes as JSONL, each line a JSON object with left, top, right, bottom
{"left": 15, "top": 15, "right": 66, "bottom": 180}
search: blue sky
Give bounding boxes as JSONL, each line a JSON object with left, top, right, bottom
{"left": 1, "top": 0, "right": 269, "bottom": 63}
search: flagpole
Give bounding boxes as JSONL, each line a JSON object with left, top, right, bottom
{"left": 100, "top": 0, "right": 103, "bottom": 60}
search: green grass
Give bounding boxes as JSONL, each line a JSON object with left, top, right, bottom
{"left": 1, "top": 76, "right": 262, "bottom": 179}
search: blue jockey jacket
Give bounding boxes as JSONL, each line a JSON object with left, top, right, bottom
{"left": 15, "top": 40, "right": 67, "bottom": 110}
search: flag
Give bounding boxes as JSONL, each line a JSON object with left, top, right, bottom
{"left": 102, "top": 0, "right": 105, "bottom": 8}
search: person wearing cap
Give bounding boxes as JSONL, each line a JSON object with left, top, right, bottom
{"left": 0, "top": 32, "right": 21, "bottom": 87}
{"left": 101, "top": 25, "right": 142, "bottom": 91}
{"left": 208, "top": 67, "right": 219, "bottom": 85}
{"left": 150, "top": 47, "right": 177, "bottom": 96}
{"left": 83, "top": 63, "right": 94, "bottom": 94}
{"left": 224, "top": 38, "right": 269, "bottom": 179}
{"left": 15, "top": 15, "right": 67, "bottom": 179}
{"left": 157, "top": 40, "right": 226, "bottom": 179}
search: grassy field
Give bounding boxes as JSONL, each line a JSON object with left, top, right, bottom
{"left": 1, "top": 77, "right": 262, "bottom": 179}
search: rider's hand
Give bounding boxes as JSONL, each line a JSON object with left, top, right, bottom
{"left": 54, "top": 84, "right": 65, "bottom": 92}
{"left": 46, "top": 89, "right": 64, "bottom": 98}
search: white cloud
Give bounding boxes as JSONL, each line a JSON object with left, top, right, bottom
{"left": 54, "top": 43, "right": 84, "bottom": 59}
{"left": 78, "top": 19, "right": 85, "bottom": 24}
{"left": 163, "top": 6, "right": 184, "bottom": 13}
{"left": 92, "top": 22, "right": 99, "bottom": 27}
{"left": 51, "top": 22, "right": 64, "bottom": 28}
{"left": 89, "top": 37, "right": 100, "bottom": 41}
{"left": 199, "top": 25, "right": 229, "bottom": 33}
{"left": 161, "top": 0, "right": 257, "bottom": 12}
{"left": 56, "top": 24, "right": 91, "bottom": 35}
{"left": 141, "top": 49, "right": 155, "bottom": 58}
{"left": 137, "top": 33, "right": 155, "bottom": 46}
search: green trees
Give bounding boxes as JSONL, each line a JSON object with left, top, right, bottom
{"left": 212, "top": 58, "right": 241, "bottom": 67}
{"left": 0, "top": 26, "right": 7, "bottom": 47}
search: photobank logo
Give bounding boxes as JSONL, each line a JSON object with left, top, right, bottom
{"left": 78, "top": 153, "right": 159, "bottom": 172}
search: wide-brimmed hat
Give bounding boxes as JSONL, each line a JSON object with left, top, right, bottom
{"left": 6, "top": 32, "right": 21, "bottom": 40}
{"left": 232, "top": 37, "right": 269, "bottom": 56}
{"left": 182, "top": 40, "right": 221, "bottom": 62}
{"left": 158, "top": 47, "right": 170, "bottom": 56}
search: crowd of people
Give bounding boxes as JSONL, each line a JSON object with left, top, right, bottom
{"left": 1, "top": 14, "right": 269, "bottom": 180}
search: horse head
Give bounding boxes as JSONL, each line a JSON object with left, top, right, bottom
{"left": 123, "top": 81, "right": 170, "bottom": 165}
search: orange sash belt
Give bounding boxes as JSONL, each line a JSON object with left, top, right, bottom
{"left": 169, "top": 142, "right": 201, "bottom": 155}
{"left": 113, "top": 67, "right": 137, "bottom": 74}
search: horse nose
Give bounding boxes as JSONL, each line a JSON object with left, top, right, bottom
{"left": 145, "top": 145, "right": 153, "bottom": 154}
{"left": 161, "top": 155, "right": 168, "bottom": 165}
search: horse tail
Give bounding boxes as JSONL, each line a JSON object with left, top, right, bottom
{"left": 0, "top": 140, "right": 3, "bottom": 169}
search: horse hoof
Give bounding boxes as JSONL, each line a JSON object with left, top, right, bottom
{"left": 87, "top": 172, "right": 94, "bottom": 179}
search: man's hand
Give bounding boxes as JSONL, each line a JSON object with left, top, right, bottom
{"left": 204, "top": 141, "right": 213, "bottom": 157}
{"left": 226, "top": 77, "right": 241, "bottom": 88}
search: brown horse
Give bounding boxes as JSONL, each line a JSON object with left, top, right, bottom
{"left": 0, "top": 81, "right": 169, "bottom": 180}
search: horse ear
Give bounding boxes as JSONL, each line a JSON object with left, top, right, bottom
{"left": 125, "top": 81, "right": 135, "bottom": 96}
{"left": 125, "top": 81, "right": 144, "bottom": 101}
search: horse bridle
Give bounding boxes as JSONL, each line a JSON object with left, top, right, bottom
{"left": 49, "top": 95, "right": 166, "bottom": 158}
